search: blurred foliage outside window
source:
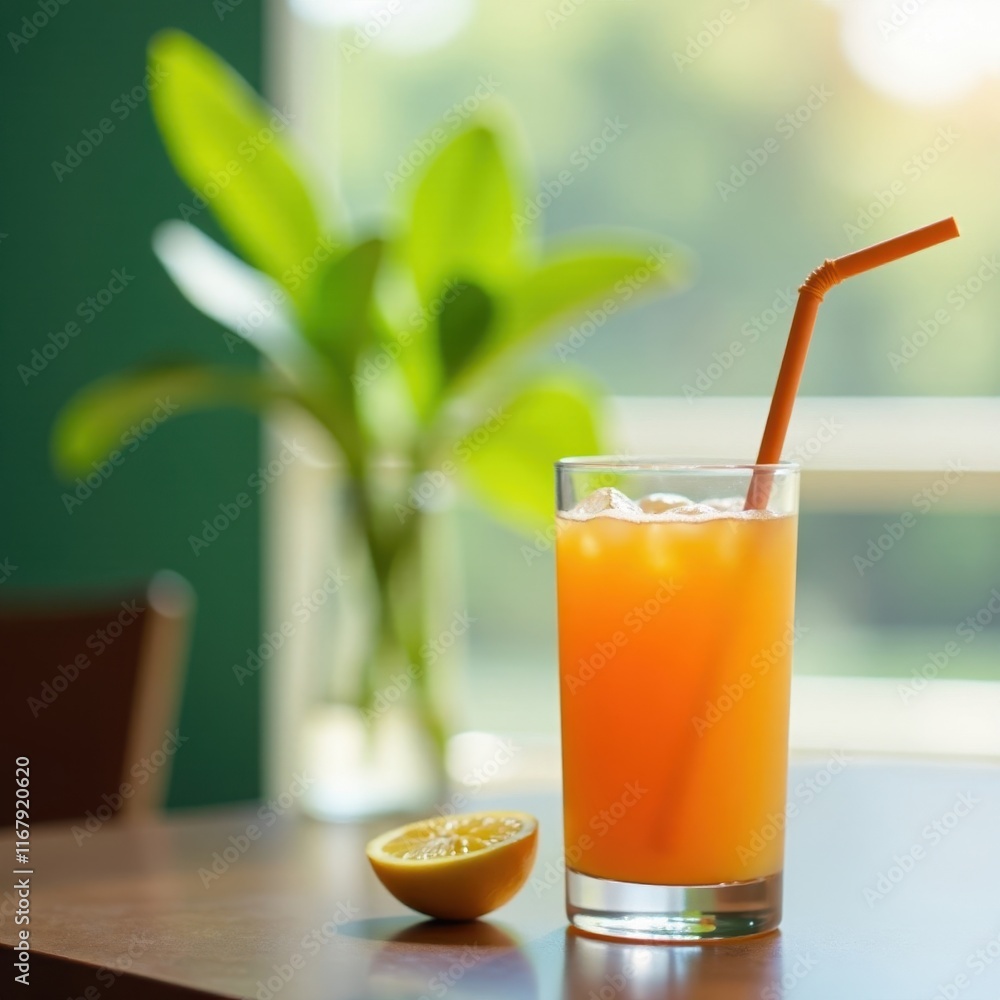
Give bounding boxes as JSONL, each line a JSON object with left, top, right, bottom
{"left": 281, "top": 0, "right": 1000, "bottom": 734}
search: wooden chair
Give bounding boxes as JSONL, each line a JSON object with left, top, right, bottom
{"left": 1, "top": 571, "right": 194, "bottom": 825}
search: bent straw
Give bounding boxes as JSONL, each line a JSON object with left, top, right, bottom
{"left": 745, "top": 217, "right": 960, "bottom": 510}
{"left": 656, "top": 219, "right": 962, "bottom": 851}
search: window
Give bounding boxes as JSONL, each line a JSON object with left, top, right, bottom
{"left": 267, "top": 0, "right": 1000, "bottom": 763}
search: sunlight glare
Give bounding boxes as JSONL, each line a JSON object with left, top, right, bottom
{"left": 827, "top": 0, "right": 1000, "bottom": 106}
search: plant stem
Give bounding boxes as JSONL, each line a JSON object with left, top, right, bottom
{"left": 351, "top": 463, "right": 450, "bottom": 767}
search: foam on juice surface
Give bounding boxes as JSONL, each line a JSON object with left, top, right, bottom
{"left": 561, "top": 486, "right": 778, "bottom": 523}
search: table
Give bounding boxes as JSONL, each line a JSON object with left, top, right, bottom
{"left": 3, "top": 758, "right": 1000, "bottom": 999}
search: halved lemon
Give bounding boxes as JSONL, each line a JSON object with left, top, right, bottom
{"left": 366, "top": 811, "right": 538, "bottom": 921}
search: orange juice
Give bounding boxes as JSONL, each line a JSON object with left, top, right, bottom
{"left": 557, "top": 500, "right": 797, "bottom": 886}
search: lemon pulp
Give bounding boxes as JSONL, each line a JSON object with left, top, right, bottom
{"left": 379, "top": 813, "right": 530, "bottom": 860}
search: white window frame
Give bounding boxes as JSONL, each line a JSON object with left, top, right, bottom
{"left": 261, "top": 396, "right": 1000, "bottom": 796}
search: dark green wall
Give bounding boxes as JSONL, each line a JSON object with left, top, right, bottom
{"left": 1, "top": 2, "right": 264, "bottom": 807}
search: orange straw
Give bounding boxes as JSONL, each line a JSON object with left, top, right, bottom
{"left": 745, "top": 217, "right": 960, "bottom": 510}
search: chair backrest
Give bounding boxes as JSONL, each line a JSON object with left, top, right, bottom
{"left": 1, "top": 571, "right": 194, "bottom": 825}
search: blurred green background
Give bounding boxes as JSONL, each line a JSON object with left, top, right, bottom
{"left": 3, "top": 0, "right": 998, "bottom": 797}
{"left": 0, "top": 0, "right": 264, "bottom": 806}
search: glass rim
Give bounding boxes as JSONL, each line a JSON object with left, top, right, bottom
{"left": 556, "top": 456, "right": 799, "bottom": 473}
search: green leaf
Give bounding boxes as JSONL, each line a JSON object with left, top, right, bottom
{"left": 505, "top": 237, "right": 689, "bottom": 349}
{"left": 149, "top": 31, "right": 324, "bottom": 296}
{"left": 305, "top": 238, "right": 385, "bottom": 372}
{"left": 458, "top": 374, "right": 603, "bottom": 532}
{"left": 436, "top": 281, "right": 495, "bottom": 382}
{"left": 385, "top": 322, "right": 440, "bottom": 422}
{"left": 152, "top": 221, "right": 361, "bottom": 457}
{"left": 152, "top": 220, "right": 304, "bottom": 365}
{"left": 52, "top": 364, "right": 278, "bottom": 477}
{"left": 407, "top": 125, "right": 521, "bottom": 302}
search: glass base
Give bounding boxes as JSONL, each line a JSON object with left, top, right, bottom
{"left": 566, "top": 868, "right": 782, "bottom": 942}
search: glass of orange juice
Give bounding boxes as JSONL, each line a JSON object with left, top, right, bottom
{"left": 556, "top": 459, "right": 799, "bottom": 941}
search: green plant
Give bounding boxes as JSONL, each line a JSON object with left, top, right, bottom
{"left": 53, "top": 31, "right": 688, "bottom": 753}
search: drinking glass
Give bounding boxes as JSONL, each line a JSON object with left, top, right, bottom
{"left": 556, "top": 459, "right": 799, "bottom": 941}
